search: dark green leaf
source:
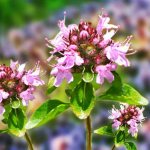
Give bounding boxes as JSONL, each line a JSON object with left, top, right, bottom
{"left": 125, "top": 142, "right": 137, "bottom": 150}
{"left": 8, "top": 108, "right": 27, "bottom": 137}
{"left": 47, "top": 77, "right": 57, "bottom": 94}
{"left": 26, "top": 100, "right": 69, "bottom": 129}
{"left": 65, "top": 89, "right": 72, "bottom": 97}
{"left": 94, "top": 125, "right": 114, "bottom": 136}
{"left": 115, "top": 131, "right": 125, "bottom": 146}
{"left": 0, "top": 129, "right": 8, "bottom": 134}
{"left": 98, "top": 72, "right": 148, "bottom": 106}
{"left": 70, "top": 80, "right": 95, "bottom": 119}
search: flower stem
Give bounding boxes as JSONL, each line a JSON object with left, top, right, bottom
{"left": 85, "top": 116, "right": 92, "bottom": 150}
{"left": 24, "top": 132, "right": 34, "bottom": 150}
{"left": 112, "top": 145, "right": 116, "bottom": 150}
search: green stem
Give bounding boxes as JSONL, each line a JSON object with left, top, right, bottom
{"left": 85, "top": 116, "right": 92, "bottom": 150}
{"left": 24, "top": 132, "right": 34, "bottom": 150}
{"left": 112, "top": 145, "right": 116, "bottom": 150}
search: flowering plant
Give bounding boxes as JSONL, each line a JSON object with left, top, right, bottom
{"left": 0, "top": 11, "right": 148, "bottom": 150}
{"left": 35, "top": 12, "right": 147, "bottom": 150}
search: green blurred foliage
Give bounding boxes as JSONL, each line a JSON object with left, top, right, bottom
{"left": 0, "top": 0, "right": 103, "bottom": 31}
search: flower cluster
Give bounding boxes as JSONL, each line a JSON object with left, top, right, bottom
{"left": 109, "top": 105, "right": 144, "bottom": 136}
{"left": 0, "top": 61, "right": 44, "bottom": 114}
{"left": 46, "top": 12, "right": 132, "bottom": 87}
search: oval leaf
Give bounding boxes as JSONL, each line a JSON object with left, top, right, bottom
{"left": 94, "top": 125, "right": 114, "bottom": 136}
{"left": 98, "top": 72, "right": 148, "bottom": 106}
{"left": 26, "top": 100, "right": 69, "bottom": 129}
{"left": 115, "top": 131, "right": 125, "bottom": 146}
{"left": 70, "top": 80, "right": 95, "bottom": 119}
{"left": 125, "top": 142, "right": 137, "bottom": 150}
{"left": 8, "top": 108, "right": 27, "bottom": 137}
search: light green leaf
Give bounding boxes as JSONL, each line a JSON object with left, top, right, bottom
{"left": 125, "top": 142, "right": 137, "bottom": 150}
{"left": 82, "top": 67, "right": 94, "bottom": 83}
{"left": 94, "top": 125, "right": 114, "bottom": 136}
{"left": 47, "top": 77, "right": 57, "bottom": 94}
{"left": 70, "top": 80, "right": 95, "bottom": 119}
{"left": 26, "top": 100, "right": 69, "bottom": 129}
{"left": 98, "top": 72, "right": 148, "bottom": 106}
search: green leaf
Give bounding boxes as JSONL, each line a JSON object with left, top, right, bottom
{"left": 98, "top": 72, "right": 148, "bottom": 106}
{"left": 47, "top": 77, "right": 57, "bottom": 94}
{"left": 69, "top": 73, "right": 82, "bottom": 89}
{"left": 65, "top": 89, "right": 72, "bottom": 97}
{"left": 26, "top": 100, "right": 69, "bottom": 129}
{"left": 8, "top": 108, "right": 27, "bottom": 137}
{"left": 3, "top": 104, "right": 12, "bottom": 123}
{"left": 70, "top": 80, "right": 95, "bottom": 119}
{"left": 0, "top": 129, "right": 8, "bottom": 134}
{"left": 125, "top": 142, "right": 137, "bottom": 150}
{"left": 115, "top": 130, "right": 125, "bottom": 146}
{"left": 94, "top": 125, "right": 114, "bottom": 136}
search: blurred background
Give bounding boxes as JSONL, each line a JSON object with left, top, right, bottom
{"left": 1, "top": 0, "right": 150, "bottom": 149}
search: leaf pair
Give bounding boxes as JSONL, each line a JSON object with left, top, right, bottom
{"left": 94, "top": 125, "right": 136, "bottom": 150}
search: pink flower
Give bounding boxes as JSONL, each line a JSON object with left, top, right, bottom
{"left": 105, "top": 37, "right": 132, "bottom": 67}
{"left": 22, "top": 68, "right": 44, "bottom": 86}
{"left": 109, "top": 105, "right": 144, "bottom": 136}
{"left": 109, "top": 108, "right": 121, "bottom": 119}
{"left": 0, "top": 90, "right": 9, "bottom": 102}
{"left": 0, "top": 61, "right": 44, "bottom": 113}
{"left": 47, "top": 12, "right": 131, "bottom": 86}
{"left": 51, "top": 66, "right": 73, "bottom": 87}
{"left": 10, "top": 60, "right": 26, "bottom": 78}
{"left": 57, "top": 51, "right": 84, "bottom": 69}
{"left": 96, "top": 15, "right": 118, "bottom": 34}
{"left": 112, "top": 120, "right": 121, "bottom": 130}
{"left": 0, "top": 106, "right": 5, "bottom": 114}
{"left": 20, "top": 88, "right": 35, "bottom": 106}
{"left": 96, "top": 64, "right": 117, "bottom": 84}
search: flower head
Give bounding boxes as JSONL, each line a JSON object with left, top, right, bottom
{"left": 109, "top": 105, "right": 144, "bottom": 136}
{"left": 46, "top": 12, "right": 131, "bottom": 86}
{"left": 0, "top": 61, "right": 44, "bottom": 114}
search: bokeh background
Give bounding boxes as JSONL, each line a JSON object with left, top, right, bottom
{"left": 1, "top": 0, "right": 150, "bottom": 149}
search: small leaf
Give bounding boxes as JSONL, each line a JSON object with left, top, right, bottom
{"left": 98, "top": 72, "right": 148, "bottom": 106}
{"left": 47, "top": 77, "right": 57, "bottom": 94}
{"left": 115, "top": 131, "right": 125, "bottom": 146}
{"left": 8, "top": 108, "right": 27, "bottom": 137}
{"left": 125, "top": 142, "right": 137, "bottom": 150}
{"left": 70, "top": 80, "right": 95, "bottom": 119}
{"left": 94, "top": 125, "right": 114, "bottom": 136}
{"left": 26, "top": 100, "right": 69, "bottom": 129}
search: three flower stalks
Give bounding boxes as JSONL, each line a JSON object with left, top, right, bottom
{"left": 0, "top": 11, "right": 148, "bottom": 150}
